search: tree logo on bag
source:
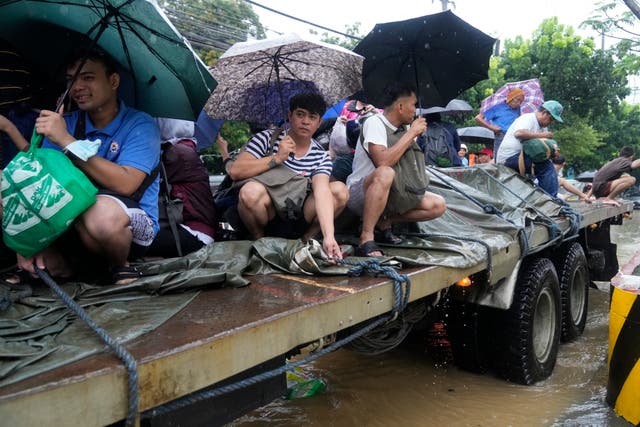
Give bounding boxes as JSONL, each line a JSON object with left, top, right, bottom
{"left": 2, "top": 193, "right": 39, "bottom": 235}
{"left": 7, "top": 156, "right": 42, "bottom": 184}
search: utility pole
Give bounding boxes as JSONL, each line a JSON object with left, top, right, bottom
{"left": 433, "top": 0, "right": 454, "bottom": 11}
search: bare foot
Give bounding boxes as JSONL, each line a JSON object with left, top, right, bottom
{"left": 601, "top": 198, "right": 621, "bottom": 207}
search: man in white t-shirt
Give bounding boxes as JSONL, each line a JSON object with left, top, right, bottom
{"left": 346, "top": 82, "right": 446, "bottom": 257}
{"left": 496, "top": 100, "right": 564, "bottom": 197}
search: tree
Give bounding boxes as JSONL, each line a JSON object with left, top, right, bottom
{"left": 159, "top": 0, "right": 265, "bottom": 65}
{"left": 499, "top": 18, "right": 629, "bottom": 119}
{"left": 312, "top": 22, "right": 364, "bottom": 50}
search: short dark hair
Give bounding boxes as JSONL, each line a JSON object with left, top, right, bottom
{"left": 552, "top": 155, "right": 566, "bottom": 165}
{"left": 380, "top": 82, "right": 416, "bottom": 108}
{"left": 289, "top": 92, "right": 327, "bottom": 116}
{"left": 66, "top": 48, "right": 119, "bottom": 76}
{"left": 620, "top": 146, "right": 634, "bottom": 158}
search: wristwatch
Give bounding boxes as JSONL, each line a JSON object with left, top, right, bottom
{"left": 268, "top": 155, "right": 278, "bottom": 169}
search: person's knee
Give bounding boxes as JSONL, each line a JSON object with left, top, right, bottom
{"left": 238, "top": 182, "right": 269, "bottom": 208}
{"left": 79, "top": 199, "right": 129, "bottom": 240}
{"left": 430, "top": 194, "right": 446, "bottom": 218}
{"left": 369, "top": 166, "right": 395, "bottom": 190}
{"left": 330, "top": 181, "right": 349, "bottom": 208}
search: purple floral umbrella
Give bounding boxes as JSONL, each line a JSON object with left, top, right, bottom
{"left": 205, "top": 33, "right": 363, "bottom": 125}
{"left": 481, "top": 78, "right": 544, "bottom": 115}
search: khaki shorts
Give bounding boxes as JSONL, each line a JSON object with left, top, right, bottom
{"left": 346, "top": 177, "right": 367, "bottom": 215}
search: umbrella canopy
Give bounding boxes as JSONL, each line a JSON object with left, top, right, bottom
{"left": 417, "top": 98, "right": 473, "bottom": 116}
{"left": 353, "top": 10, "right": 495, "bottom": 107}
{"left": 322, "top": 98, "right": 347, "bottom": 120}
{"left": 457, "top": 126, "right": 495, "bottom": 144}
{"left": 205, "top": 33, "right": 364, "bottom": 125}
{"left": 481, "top": 78, "right": 544, "bottom": 115}
{"left": 0, "top": 0, "right": 216, "bottom": 120}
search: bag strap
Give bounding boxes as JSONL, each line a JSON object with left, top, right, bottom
{"left": 268, "top": 127, "right": 283, "bottom": 153}
{"left": 159, "top": 153, "right": 183, "bottom": 257}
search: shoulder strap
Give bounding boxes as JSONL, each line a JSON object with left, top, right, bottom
{"left": 73, "top": 111, "right": 86, "bottom": 140}
{"left": 158, "top": 154, "right": 183, "bottom": 257}
{"left": 268, "top": 127, "right": 283, "bottom": 153}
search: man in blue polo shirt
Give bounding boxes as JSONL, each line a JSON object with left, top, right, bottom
{"left": 16, "top": 49, "right": 160, "bottom": 284}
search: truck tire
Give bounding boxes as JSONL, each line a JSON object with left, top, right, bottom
{"left": 554, "top": 242, "right": 589, "bottom": 342}
{"left": 447, "top": 298, "right": 496, "bottom": 373}
{"left": 497, "top": 257, "right": 561, "bottom": 385}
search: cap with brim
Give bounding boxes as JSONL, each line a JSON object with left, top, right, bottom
{"left": 541, "top": 100, "right": 564, "bottom": 123}
{"left": 460, "top": 143, "right": 468, "bottom": 151}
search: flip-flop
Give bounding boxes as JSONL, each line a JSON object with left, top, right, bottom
{"left": 355, "top": 240, "right": 384, "bottom": 257}
{"left": 111, "top": 265, "right": 142, "bottom": 285}
{"left": 374, "top": 228, "right": 403, "bottom": 245}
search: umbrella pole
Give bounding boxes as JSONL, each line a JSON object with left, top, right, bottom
{"left": 274, "top": 62, "right": 287, "bottom": 126}
{"left": 411, "top": 52, "right": 423, "bottom": 112}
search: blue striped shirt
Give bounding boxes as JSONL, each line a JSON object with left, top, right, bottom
{"left": 244, "top": 129, "right": 332, "bottom": 178}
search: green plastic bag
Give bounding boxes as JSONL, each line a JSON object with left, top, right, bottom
{"left": 522, "top": 138, "right": 558, "bottom": 163}
{"left": 1, "top": 131, "right": 97, "bottom": 257}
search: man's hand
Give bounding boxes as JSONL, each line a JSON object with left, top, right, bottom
{"left": 276, "top": 135, "right": 296, "bottom": 163}
{"left": 408, "top": 117, "right": 427, "bottom": 138}
{"left": 35, "top": 108, "right": 74, "bottom": 148}
{"left": 322, "top": 235, "right": 342, "bottom": 261}
{"left": 16, "top": 249, "right": 70, "bottom": 278}
{"left": 541, "top": 131, "right": 553, "bottom": 139}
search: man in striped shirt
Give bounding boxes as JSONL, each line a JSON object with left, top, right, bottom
{"left": 228, "top": 93, "right": 348, "bottom": 259}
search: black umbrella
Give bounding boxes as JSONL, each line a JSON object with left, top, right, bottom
{"left": 353, "top": 10, "right": 496, "bottom": 108}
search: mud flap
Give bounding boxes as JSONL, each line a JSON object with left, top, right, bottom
{"left": 585, "top": 221, "right": 619, "bottom": 281}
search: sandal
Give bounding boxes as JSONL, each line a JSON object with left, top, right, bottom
{"left": 355, "top": 240, "right": 384, "bottom": 257}
{"left": 111, "top": 265, "right": 142, "bottom": 285}
{"left": 374, "top": 227, "right": 403, "bottom": 245}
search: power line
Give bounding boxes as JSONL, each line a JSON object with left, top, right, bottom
{"left": 243, "top": 0, "right": 362, "bottom": 41}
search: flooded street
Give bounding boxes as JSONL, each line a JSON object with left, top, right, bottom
{"left": 232, "top": 215, "right": 640, "bottom": 427}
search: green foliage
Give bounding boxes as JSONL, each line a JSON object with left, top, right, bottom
{"left": 553, "top": 117, "right": 605, "bottom": 171}
{"left": 159, "top": 0, "right": 266, "bottom": 66}
{"left": 458, "top": 14, "right": 639, "bottom": 171}
{"left": 498, "top": 17, "right": 629, "bottom": 119}
{"left": 311, "top": 22, "right": 364, "bottom": 50}
{"left": 199, "top": 121, "right": 252, "bottom": 174}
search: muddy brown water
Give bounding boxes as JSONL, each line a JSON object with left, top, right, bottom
{"left": 231, "top": 215, "right": 640, "bottom": 427}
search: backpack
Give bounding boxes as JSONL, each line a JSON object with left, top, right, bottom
{"left": 360, "top": 118, "right": 429, "bottom": 215}
{"left": 423, "top": 122, "right": 456, "bottom": 167}
{"left": 153, "top": 139, "right": 217, "bottom": 257}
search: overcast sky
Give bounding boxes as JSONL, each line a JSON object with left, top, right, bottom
{"left": 254, "top": 0, "right": 620, "bottom": 43}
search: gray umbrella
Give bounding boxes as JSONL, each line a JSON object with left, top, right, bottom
{"left": 205, "top": 33, "right": 364, "bottom": 125}
{"left": 457, "top": 126, "right": 495, "bottom": 144}
{"left": 418, "top": 99, "right": 473, "bottom": 116}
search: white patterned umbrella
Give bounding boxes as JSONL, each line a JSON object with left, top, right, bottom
{"left": 205, "top": 33, "right": 364, "bottom": 125}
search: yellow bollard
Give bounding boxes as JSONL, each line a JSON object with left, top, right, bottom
{"left": 607, "top": 286, "right": 640, "bottom": 425}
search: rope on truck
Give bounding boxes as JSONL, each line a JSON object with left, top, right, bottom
{"left": 35, "top": 266, "right": 140, "bottom": 427}
{"left": 148, "top": 257, "right": 411, "bottom": 417}
{"left": 426, "top": 167, "right": 532, "bottom": 255}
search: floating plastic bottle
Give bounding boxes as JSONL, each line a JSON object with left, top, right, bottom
{"left": 284, "top": 366, "right": 326, "bottom": 399}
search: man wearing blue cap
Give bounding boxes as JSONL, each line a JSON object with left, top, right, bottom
{"left": 495, "top": 100, "right": 564, "bottom": 196}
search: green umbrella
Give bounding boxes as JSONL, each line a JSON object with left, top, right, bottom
{"left": 0, "top": 0, "right": 216, "bottom": 120}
